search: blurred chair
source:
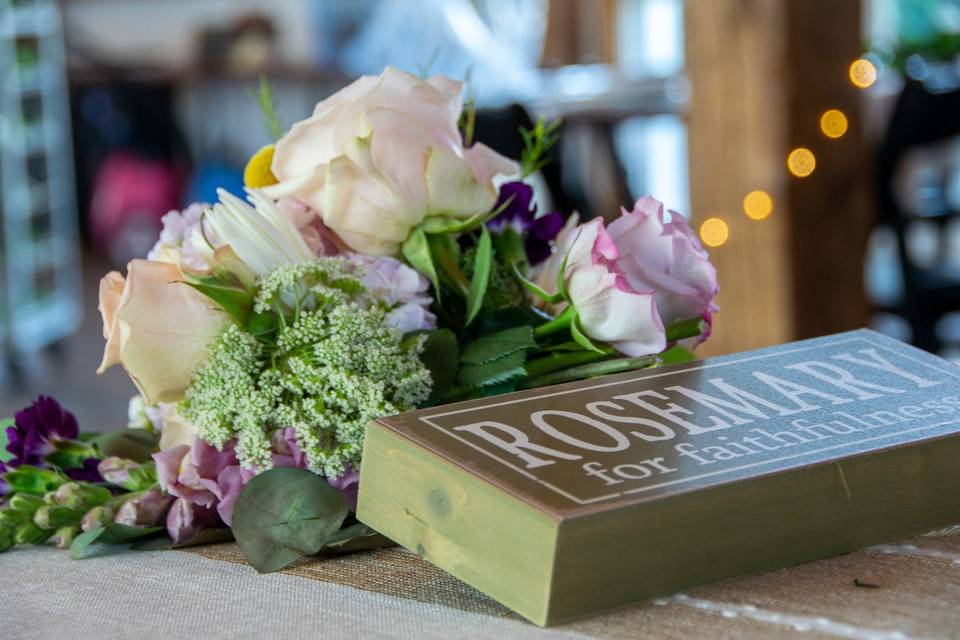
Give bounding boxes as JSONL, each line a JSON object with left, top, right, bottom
{"left": 876, "top": 78, "right": 960, "bottom": 353}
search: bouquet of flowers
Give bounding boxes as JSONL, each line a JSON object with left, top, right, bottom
{"left": 0, "top": 67, "right": 718, "bottom": 571}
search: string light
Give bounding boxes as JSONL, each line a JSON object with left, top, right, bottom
{"left": 699, "top": 217, "right": 729, "bottom": 247}
{"left": 820, "top": 109, "right": 848, "bottom": 138}
{"left": 743, "top": 190, "right": 773, "bottom": 220}
{"left": 849, "top": 58, "right": 877, "bottom": 89}
{"left": 787, "top": 148, "right": 816, "bottom": 178}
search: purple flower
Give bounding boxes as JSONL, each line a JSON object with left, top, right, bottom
{"left": 166, "top": 498, "right": 220, "bottom": 544}
{"left": 115, "top": 489, "right": 174, "bottom": 528}
{"left": 64, "top": 458, "right": 104, "bottom": 483}
{"left": 328, "top": 466, "right": 359, "bottom": 512}
{"left": 487, "top": 181, "right": 565, "bottom": 265}
{"left": 6, "top": 396, "right": 79, "bottom": 467}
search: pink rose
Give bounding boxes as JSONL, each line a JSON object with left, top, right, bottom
{"left": 557, "top": 218, "right": 666, "bottom": 357}
{"left": 263, "top": 67, "right": 518, "bottom": 256}
{"left": 607, "top": 197, "right": 719, "bottom": 341}
{"left": 97, "top": 260, "right": 231, "bottom": 405}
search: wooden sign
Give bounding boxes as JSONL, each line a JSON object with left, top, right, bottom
{"left": 357, "top": 329, "right": 960, "bottom": 625}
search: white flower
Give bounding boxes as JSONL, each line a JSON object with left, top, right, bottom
{"left": 147, "top": 203, "right": 220, "bottom": 271}
{"left": 205, "top": 188, "right": 315, "bottom": 276}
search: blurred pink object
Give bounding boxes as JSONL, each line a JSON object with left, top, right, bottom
{"left": 89, "top": 151, "right": 184, "bottom": 260}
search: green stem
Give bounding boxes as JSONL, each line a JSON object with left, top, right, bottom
{"left": 523, "top": 348, "right": 613, "bottom": 379}
{"left": 520, "top": 355, "right": 658, "bottom": 389}
{"left": 533, "top": 306, "right": 576, "bottom": 339}
{"left": 665, "top": 317, "right": 707, "bottom": 343}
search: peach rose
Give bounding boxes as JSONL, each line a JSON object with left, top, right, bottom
{"left": 97, "top": 260, "right": 230, "bottom": 405}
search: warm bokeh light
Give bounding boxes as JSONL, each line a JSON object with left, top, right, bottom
{"left": 743, "top": 190, "right": 773, "bottom": 220}
{"left": 787, "top": 147, "right": 816, "bottom": 177}
{"left": 849, "top": 58, "right": 877, "bottom": 89}
{"left": 820, "top": 109, "right": 848, "bottom": 139}
{"left": 699, "top": 217, "right": 729, "bottom": 248}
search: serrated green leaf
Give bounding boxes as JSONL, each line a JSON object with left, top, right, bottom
{"left": 460, "top": 326, "right": 536, "bottom": 365}
{"left": 232, "top": 467, "right": 348, "bottom": 574}
{"left": 571, "top": 317, "right": 606, "bottom": 354}
{"left": 417, "top": 329, "right": 459, "bottom": 403}
{"left": 465, "top": 226, "right": 493, "bottom": 325}
{"left": 458, "top": 349, "right": 529, "bottom": 388}
{"left": 402, "top": 228, "right": 440, "bottom": 298}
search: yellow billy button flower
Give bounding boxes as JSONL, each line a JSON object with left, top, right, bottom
{"left": 244, "top": 144, "right": 279, "bottom": 188}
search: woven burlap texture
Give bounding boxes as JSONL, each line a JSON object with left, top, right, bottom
{"left": 187, "top": 526, "right": 960, "bottom": 639}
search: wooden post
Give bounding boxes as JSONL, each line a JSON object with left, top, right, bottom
{"left": 686, "top": 0, "right": 869, "bottom": 356}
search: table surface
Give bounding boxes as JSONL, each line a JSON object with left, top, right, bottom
{"left": 2, "top": 526, "right": 959, "bottom": 640}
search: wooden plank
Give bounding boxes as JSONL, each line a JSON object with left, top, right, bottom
{"left": 357, "top": 422, "right": 560, "bottom": 625}
{"left": 358, "top": 329, "right": 960, "bottom": 625}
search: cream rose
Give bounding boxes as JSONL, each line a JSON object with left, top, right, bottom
{"left": 97, "top": 260, "right": 230, "bottom": 405}
{"left": 263, "top": 66, "right": 518, "bottom": 256}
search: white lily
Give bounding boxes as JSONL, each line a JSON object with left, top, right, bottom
{"left": 205, "top": 188, "right": 315, "bottom": 276}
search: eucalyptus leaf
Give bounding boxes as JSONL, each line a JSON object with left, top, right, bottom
{"left": 90, "top": 430, "right": 158, "bottom": 462}
{"left": 317, "top": 523, "right": 396, "bottom": 555}
{"left": 402, "top": 228, "right": 440, "bottom": 297}
{"left": 458, "top": 350, "right": 529, "bottom": 388}
{"left": 232, "top": 467, "right": 349, "bottom": 574}
{"left": 460, "top": 326, "right": 536, "bottom": 365}
{"left": 465, "top": 226, "right": 493, "bottom": 325}
{"left": 71, "top": 524, "right": 164, "bottom": 559}
{"left": 131, "top": 528, "right": 235, "bottom": 551}
{"left": 418, "top": 329, "right": 459, "bottom": 403}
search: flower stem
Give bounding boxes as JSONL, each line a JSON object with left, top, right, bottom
{"left": 533, "top": 305, "right": 576, "bottom": 339}
{"left": 665, "top": 317, "right": 707, "bottom": 342}
{"left": 520, "top": 355, "right": 658, "bottom": 389}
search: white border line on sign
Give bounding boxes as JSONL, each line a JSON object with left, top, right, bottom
{"left": 416, "top": 336, "right": 960, "bottom": 505}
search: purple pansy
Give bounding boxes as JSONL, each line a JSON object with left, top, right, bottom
{"left": 7, "top": 396, "right": 79, "bottom": 467}
{"left": 487, "top": 181, "right": 565, "bottom": 265}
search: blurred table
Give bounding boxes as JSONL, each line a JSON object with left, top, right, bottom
{"left": 2, "top": 526, "right": 958, "bottom": 639}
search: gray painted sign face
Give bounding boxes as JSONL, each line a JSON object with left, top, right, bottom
{"left": 377, "top": 330, "right": 960, "bottom": 518}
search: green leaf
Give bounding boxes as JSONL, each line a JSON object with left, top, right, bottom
{"left": 90, "top": 430, "right": 157, "bottom": 463}
{"left": 317, "top": 523, "right": 396, "bottom": 556}
{"left": 184, "top": 278, "right": 253, "bottom": 325}
{"left": 70, "top": 523, "right": 163, "bottom": 559}
{"left": 246, "top": 310, "right": 278, "bottom": 344}
{"left": 402, "top": 228, "right": 440, "bottom": 297}
{"left": 490, "top": 228, "right": 526, "bottom": 265}
{"left": 248, "top": 74, "right": 284, "bottom": 140}
{"left": 571, "top": 317, "right": 606, "bottom": 354}
{"left": 465, "top": 226, "right": 493, "bottom": 325}
{"left": 417, "top": 329, "right": 459, "bottom": 404}
{"left": 232, "top": 467, "right": 349, "bottom": 574}
{"left": 458, "top": 349, "right": 529, "bottom": 388}
{"left": 131, "top": 528, "right": 235, "bottom": 551}
{"left": 511, "top": 263, "right": 564, "bottom": 304}
{"left": 461, "top": 326, "right": 536, "bottom": 365}
{"left": 0, "top": 418, "right": 12, "bottom": 464}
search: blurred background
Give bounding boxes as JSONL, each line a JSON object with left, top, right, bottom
{"left": 1, "top": 0, "right": 959, "bottom": 428}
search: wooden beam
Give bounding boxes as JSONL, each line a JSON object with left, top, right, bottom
{"left": 686, "top": 0, "right": 869, "bottom": 356}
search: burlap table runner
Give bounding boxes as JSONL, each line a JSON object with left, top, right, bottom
{"left": 186, "top": 526, "right": 960, "bottom": 639}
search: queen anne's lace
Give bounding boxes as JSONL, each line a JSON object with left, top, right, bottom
{"left": 179, "top": 260, "right": 431, "bottom": 477}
